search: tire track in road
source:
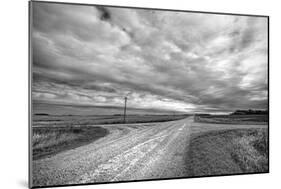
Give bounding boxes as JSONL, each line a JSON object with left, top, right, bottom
{"left": 126, "top": 119, "right": 192, "bottom": 181}
{"left": 69, "top": 120, "right": 181, "bottom": 184}
{"left": 74, "top": 134, "right": 168, "bottom": 184}
{"left": 71, "top": 118, "right": 191, "bottom": 184}
{"left": 109, "top": 121, "right": 186, "bottom": 182}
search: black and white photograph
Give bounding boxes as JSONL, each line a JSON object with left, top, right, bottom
{"left": 30, "top": 1, "right": 269, "bottom": 188}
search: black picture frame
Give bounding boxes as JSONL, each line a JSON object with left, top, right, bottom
{"left": 29, "top": 1, "right": 269, "bottom": 188}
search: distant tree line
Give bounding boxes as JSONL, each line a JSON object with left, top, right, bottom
{"left": 231, "top": 109, "right": 268, "bottom": 115}
{"left": 34, "top": 113, "right": 49, "bottom": 116}
{"left": 195, "top": 113, "right": 211, "bottom": 116}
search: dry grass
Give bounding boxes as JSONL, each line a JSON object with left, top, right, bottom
{"left": 194, "top": 114, "right": 268, "bottom": 125}
{"left": 33, "top": 114, "right": 189, "bottom": 127}
{"left": 32, "top": 126, "right": 108, "bottom": 160}
{"left": 231, "top": 129, "right": 268, "bottom": 172}
{"left": 186, "top": 128, "right": 268, "bottom": 177}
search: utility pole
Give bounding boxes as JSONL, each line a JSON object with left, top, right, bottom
{"left": 123, "top": 96, "right": 127, "bottom": 123}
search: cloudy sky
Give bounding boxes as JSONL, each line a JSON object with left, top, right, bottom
{"left": 31, "top": 2, "right": 268, "bottom": 113}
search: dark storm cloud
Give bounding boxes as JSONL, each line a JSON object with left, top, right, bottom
{"left": 96, "top": 6, "right": 111, "bottom": 21}
{"left": 31, "top": 2, "right": 268, "bottom": 113}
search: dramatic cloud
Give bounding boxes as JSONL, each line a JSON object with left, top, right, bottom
{"left": 31, "top": 2, "right": 268, "bottom": 113}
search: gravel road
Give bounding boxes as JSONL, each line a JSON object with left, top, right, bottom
{"left": 32, "top": 117, "right": 267, "bottom": 187}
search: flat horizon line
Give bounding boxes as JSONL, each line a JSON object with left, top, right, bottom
{"left": 32, "top": 100, "right": 188, "bottom": 114}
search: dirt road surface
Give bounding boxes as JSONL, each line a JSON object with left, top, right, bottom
{"left": 32, "top": 117, "right": 267, "bottom": 187}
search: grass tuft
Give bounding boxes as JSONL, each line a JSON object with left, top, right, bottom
{"left": 231, "top": 129, "right": 268, "bottom": 172}
{"left": 187, "top": 128, "right": 268, "bottom": 177}
{"left": 32, "top": 126, "right": 108, "bottom": 160}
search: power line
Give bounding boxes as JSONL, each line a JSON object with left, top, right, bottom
{"left": 123, "top": 96, "right": 127, "bottom": 123}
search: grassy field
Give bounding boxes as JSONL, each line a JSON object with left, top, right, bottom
{"left": 32, "top": 114, "right": 189, "bottom": 159}
{"left": 32, "top": 126, "right": 108, "bottom": 160}
{"left": 194, "top": 114, "right": 268, "bottom": 125}
{"left": 186, "top": 128, "right": 268, "bottom": 177}
{"left": 33, "top": 114, "right": 189, "bottom": 127}
{"left": 33, "top": 101, "right": 188, "bottom": 116}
